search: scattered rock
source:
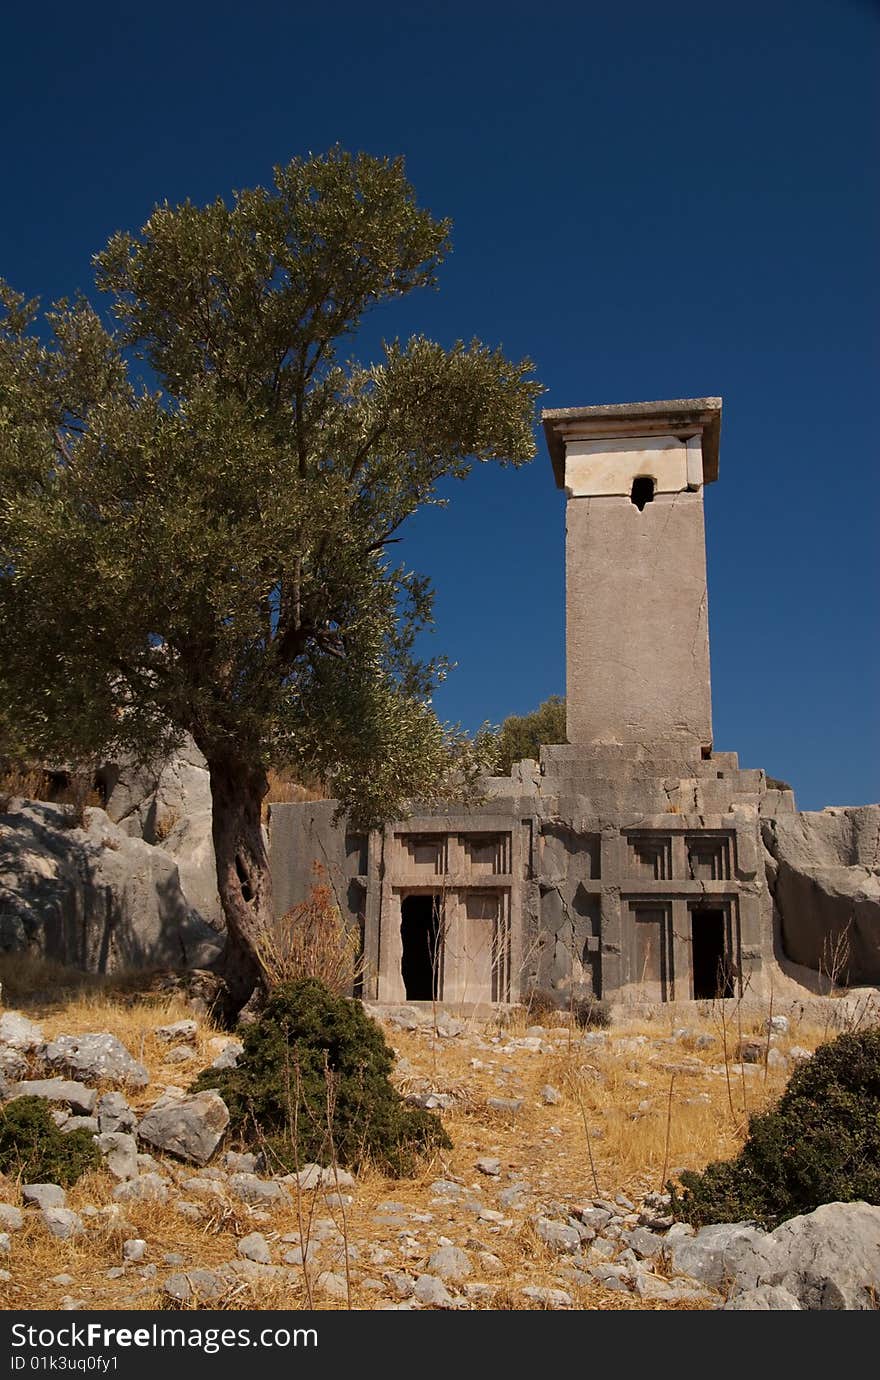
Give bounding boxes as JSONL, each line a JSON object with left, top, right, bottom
{"left": 541, "top": 1084, "right": 562, "bottom": 1105}
{"left": 229, "top": 1173, "right": 291, "bottom": 1207}
{"left": 155, "top": 1020, "right": 198, "bottom": 1044}
{"left": 163, "top": 1269, "right": 228, "bottom": 1303}
{"left": 12, "top": 1079, "right": 96, "bottom": 1114}
{"left": 0, "top": 1205, "right": 23, "bottom": 1232}
{"left": 95, "top": 1132, "right": 139, "bottom": 1181}
{"left": 535, "top": 1217, "right": 582, "bottom": 1254}
{"left": 412, "top": 1274, "right": 454, "bottom": 1307}
{"left": 426, "top": 1245, "right": 472, "bottom": 1281}
{"left": 521, "top": 1286, "right": 572, "bottom": 1308}
{"left": 23, "top": 1184, "right": 66, "bottom": 1209}
{"left": 137, "top": 1090, "right": 229, "bottom": 1165}
{"left": 486, "top": 1097, "right": 523, "bottom": 1115}
{"left": 723, "top": 1284, "right": 802, "bottom": 1310}
{"left": 0, "top": 1012, "right": 44, "bottom": 1051}
{"left": 123, "top": 1239, "right": 147, "bottom": 1263}
{"left": 61, "top": 1115, "right": 100, "bottom": 1134}
{"left": 42, "top": 1207, "right": 84, "bottom": 1239}
{"left": 113, "top": 1174, "right": 169, "bottom": 1204}
{"left": 475, "top": 1157, "right": 501, "bottom": 1177}
{"left": 238, "top": 1232, "right": 271, "bottom": 1264}
{"left": 43, "top": 1033, "right": 149, "bottom": 1088}
{"left": 96, "top": 1092, "right": 136, "bottom": 1134}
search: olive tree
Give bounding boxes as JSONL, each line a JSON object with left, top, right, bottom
{"left": 0, "top": 149, "right": 540, "bottom": 1004}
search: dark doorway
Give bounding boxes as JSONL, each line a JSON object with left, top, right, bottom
{"left": 691, "top": 908, "right": 734, "bottom": 999}
{"left": 400, "top": 894, "right": 442, "bottom": 1000}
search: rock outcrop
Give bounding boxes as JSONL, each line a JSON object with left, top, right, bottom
{"left": 0, "top": 799, "right": 222, "bottom": 972}
{"left": 99, "top": 736, "right": 221, "bottom": 927}
{"left": 763, "top": 806, "right": 880, "bottom": 985}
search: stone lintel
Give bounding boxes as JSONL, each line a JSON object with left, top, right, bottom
{"left": 542, "top": 397, "right": 722, "bottom": 489}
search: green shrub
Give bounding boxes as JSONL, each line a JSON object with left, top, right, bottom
{"left": 670, "top": 1027, "right": 880, "bottom": 1228}
{"left": 193, "top": 978, "right": 451, "bottom": 1176}
{"left": 0, "top": 1097, "right": 101, "bottom": 1185}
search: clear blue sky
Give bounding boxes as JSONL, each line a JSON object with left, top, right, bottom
{"left": 2, "top": 0, "right": 877, "bottom": 810}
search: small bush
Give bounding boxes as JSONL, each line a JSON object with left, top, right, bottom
{"left": 671, "top": 1027, "right": 880, "bottom": 1228}
{"left": 572, "top": 997, "right": 611, "bottom": 1030}
{"left": 193, "top": 978, "right": 451, "bottom": 1176}
{"left": 0, "top": 1097, "right": 101, "bottom": 1185}
{"left": 257, "top": 865, "right": 365, "bottom": 995}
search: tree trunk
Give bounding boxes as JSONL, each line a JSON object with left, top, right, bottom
{"left": 206, "top": 753, "right": 273, "bottom": 1014}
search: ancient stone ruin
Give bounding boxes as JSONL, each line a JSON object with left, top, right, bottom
{"left": 270, "top": 398, "right": 880, "bottom": 1007}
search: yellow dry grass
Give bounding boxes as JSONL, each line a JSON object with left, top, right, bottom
{"left": 0, "top": 970, "right": 840, "bottom": 1313}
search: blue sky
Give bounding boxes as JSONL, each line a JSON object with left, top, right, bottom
{"left": 2, "top": 0, "right": 877, "bottom": 809}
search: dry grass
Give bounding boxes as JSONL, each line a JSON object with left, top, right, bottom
{"left": 0, "top": 966, "right": 842, "bottom": 1313}
{"left": 256, "top": 866, "right": 365, "bottom": 995}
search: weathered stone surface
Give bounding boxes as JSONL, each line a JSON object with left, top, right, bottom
{"left": 154, "top": 1020, "right": 198, "bottom": 1044}
{"left": 96, "top": 1092, "right": 136, "bottom": 1133}
{"left": 536, "top": 1216, "right": 582, "bottom": 1254}
{"left": 763, "top": 807, "right": 880, "bottom": 985}
{"left": 229, "top": 1173, "right": 291, "bottom": 1206}
{"left": 521, "top": 1286, "right": 572, "bottom": 1308}
{"left": 426, "top": 1245, "right": 472, "bottom": 1280}
{"left": 23, "top": 1184, "right": 66, "bottom": 1209}
{"left": 210, "top": 1040, "right": 243, "bottom": 1071}
{"left": 0, "top": 1205, "right": 23, "bottom": 1232}
{"left": 760, "top": 1201, "right": 880, "bottom": 1310}
{"left": 113, "top": 1174, "right": 169, "bottom": 1204}
{"left": 44, "top": 1033, "right": 149, "bottom": 1088}
{"left": 101, "top": 737, "right": 222, "bottom": 927}
{"left": 95, "top": 1132, "right": 139, "bottom": 1181}
{"left": 0, "top": 799, "right": 222, "bottom": 971}
{"left": 163, "top": 1269, "right": 228, "bottom": 1303}
{"left": 61, "top": 1115, "right": 100, "bottom": 1134}
{"left": 12, "top": 1080, "right": 97, "bottom": 1114}
{"left": 412, "top": 1274, "right": 454, "bottom": 1307}
{"left": 123, "top": 1239, "right": 147, "bottom": 1263}
{"left": 41, "top": 1207, "right": 84, "bottom": 1239}
{"left": 237, "top": 1232, "right": 271, "bottom": 1264}
{"left": 667, "top": 1221, "right": 776, "bottom": 1290}
{"left": 722, "top": 1285, "right": 802, "bottom": 1310}
{"left": 137, "top": 1090, "right": 229, "bottom": 1166}
{"left": 0, "top": 1011, "right": 44, "bottom": 1051}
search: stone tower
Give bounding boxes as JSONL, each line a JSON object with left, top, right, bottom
{"left": 542, "top": 398, "right": 721, "bottom": 755}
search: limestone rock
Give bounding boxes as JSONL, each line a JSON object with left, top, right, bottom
{"left": 412, "top": 1274, "right": 454, "bottom": 1307}
{"left": 667, "top": 1221, "right": 777, "bottom": 1290}
{"left": 521, "top": 1286, "right": 572, "bottom": 1308}
{"left": 137, "top": 1090, "right": 229, "bottom": 1166}
{"left": 762, "top": 1201, "right": 880, "bottom": 1310}
{"left": 95, "top": 1132, "right": 139, "bottom": 1181}
{"left": 762, "top": 806, "right": 880, "bottom": 985}
{"left": 42, "top": 1207, "right": 84, "bottom": 1239}
{"left": 96, "top": 1092, "right": 136, "bottom": 1134}
{"left": 0, "top": 799, "right": 222, "bottom": 971}
{"left": 723, "top": 1285, "right": 802, "bottom": 1310}
{"left": 23, "top": 1184, "right": 66, "bottom": 1209}
{"left": 44, "top": 1033, "right": 149, "bottom": 1088}
{"left": 0, "top": 1205, "right": 23, "bottom": 1232}
{"left": 101, "top": 737, "right": 222, "bottom": 927}
{"left": 123, "top": 1239, "right": 147, "bottom": 1263}
{"left": 12, "top": 1079, "right": 96, "bottom": 1114}
{"left": 237, "top": 1232, "right": 271, "bottom": 1264}
{"left": 163, "top": 1269, "right": 228, "bottom": 1303}
{"left": 0, "top": 1012, "right": 44, "bottom": 1051}
{"left": 113, "top": 1174, "right": 169, "bottom": 1204}
{"left": 229, "top": 1173, "right": 291, "bottom": 1206}
{"left": 154, "top": 1020, "right": 198, "bottom": 1044}
{"left": 426, "top": 1245, "right": 472, "bottom": 1280}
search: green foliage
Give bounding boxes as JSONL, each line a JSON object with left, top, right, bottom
{"left": 0, "top": 1096, "right": 101, "bottom": 1186}
{"left": 671, "top": 1027, "right": 880, "bottom": 1228}
{"left": 193, "top": 978, "right": 451, "bottom": 1175}
{"left": 0, "top": 149, "right": 542, "bottom": 825}
{"left": 487, "top": 695, "right": 567, "bottom": 776}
